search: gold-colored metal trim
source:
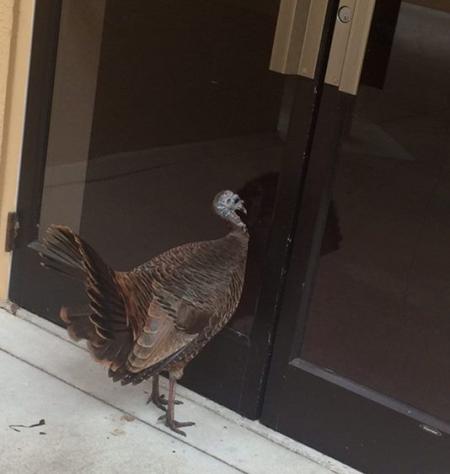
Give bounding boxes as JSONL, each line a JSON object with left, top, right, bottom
{"left": 270, "top": 0, "right": 329, "bottom": 79}
{"left": 325, "top": 0, "right": 376, "bottom": 95}
{"left": 325, "top": 0, "right": 356, "bottom": 88}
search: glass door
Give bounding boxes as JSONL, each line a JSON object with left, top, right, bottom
{"left": 262, "top": 1, "right": 450, "bottom": 473}
{"left": 11, "top": 0, "right": 337, "bottom": 417}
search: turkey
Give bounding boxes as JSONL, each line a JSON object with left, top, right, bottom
{"left": 40, "top": 190, "right": 249, "bottom": 436}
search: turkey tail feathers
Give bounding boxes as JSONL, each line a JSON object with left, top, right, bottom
{"left": 60, "top": 305, "right": 96, "bottom": 342}
{"left": 40, "top": 226, "right": 84, "bottom": 279}
{"left": 40, "top": 225, "right": 133, "bottom": 370}
{"left": 41, "top": 225, "right": 111, "bottom": 285}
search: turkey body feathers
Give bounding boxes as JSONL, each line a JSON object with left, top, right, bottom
{"left": 41, "top": 220, "right": 247, "bottom": 382}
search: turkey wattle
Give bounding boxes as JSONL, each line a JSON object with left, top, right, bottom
{"left": 40, "top": 190, "right": 249, "bottom": 436}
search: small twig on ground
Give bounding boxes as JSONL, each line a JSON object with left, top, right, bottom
{"left": 9, "top": 419, "right": 46, "bottom": 432}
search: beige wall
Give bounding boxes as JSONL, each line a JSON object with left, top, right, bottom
{"left": 0, "top": 0, "right": 35, "bottom": 300}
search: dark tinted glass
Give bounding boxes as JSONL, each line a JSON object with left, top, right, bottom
{"left": 302, "top": 2, "right": 450, "bottom": 419}
{"left": 39, "top": 0, "right": 290, "bottom": 335}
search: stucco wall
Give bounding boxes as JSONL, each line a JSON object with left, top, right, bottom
{"left": 0, "top": 0, "right": 35, "bottom": 300}
{"left": 0, "top": 1, "right": 14, "bottom": 147}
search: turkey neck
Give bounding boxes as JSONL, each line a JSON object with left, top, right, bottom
{"left": 223, "top": 209, "right": 249, "bottom": 260}
{"left": 223, "top": 212, "right": 249, "bottom": 257}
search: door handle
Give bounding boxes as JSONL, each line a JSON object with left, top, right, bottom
{"left": 325, "top": 0, "right": 376, "bottom": 94}
{"left": 270, "top": 0, "right": 329, "bottom": 79}
{"left": 270, "top": 0, "right": 376, "bottom": 95}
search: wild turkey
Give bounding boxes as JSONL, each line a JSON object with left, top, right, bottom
{"left": 40, "top": 190, "right": 248, "bottom": 436}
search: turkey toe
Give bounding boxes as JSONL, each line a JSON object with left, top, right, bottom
{"left": 158, "top": 413, "right": 196, "bottom": 436}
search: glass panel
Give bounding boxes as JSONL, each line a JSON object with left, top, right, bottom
{"left": 302, "top": 2, "right": 450, "bottom": 419}
{"left": 39, "top": 0, "right": 290, "bottom": 335}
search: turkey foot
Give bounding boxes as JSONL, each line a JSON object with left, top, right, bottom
{"left": 147, "top": 375, "right": 183, "bottom": 411}
{"left": 150, "top": 394, "right": 183, "bottom": 410}
{"left": 158, "top": 413, "right": 195, "bottom": 437}
{"left": 157, "top": 373, "right": 194, "bottom": 436}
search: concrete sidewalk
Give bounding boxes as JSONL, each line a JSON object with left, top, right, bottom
{"left": 0, "top": 308, "right": 358, "bottom": 474}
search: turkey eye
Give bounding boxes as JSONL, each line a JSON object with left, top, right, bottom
{"left": 233, "top": 196, "right": 239, "bottom": 203}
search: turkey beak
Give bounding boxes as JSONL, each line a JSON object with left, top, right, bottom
{"left": 237, "top": 200, "right": 247, "bottom": 215}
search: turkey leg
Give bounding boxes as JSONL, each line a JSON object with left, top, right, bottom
{"left": 158, "top": 373, "right": 195, "bottom": 436}
{"left": 147, "top": 374, "right": 183, "bottom": 411}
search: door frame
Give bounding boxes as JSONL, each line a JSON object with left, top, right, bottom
{"left": 9, "top": 0, "right": 341, "bottom": 420}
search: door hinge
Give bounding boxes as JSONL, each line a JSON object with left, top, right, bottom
{"left": 5, "top": 212, "right": 20, "bottom": 252}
